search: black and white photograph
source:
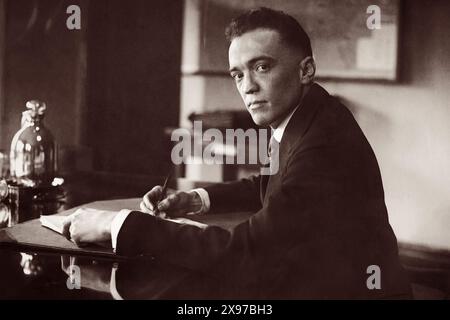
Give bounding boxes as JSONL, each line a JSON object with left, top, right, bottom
{"left": 0, "top": 0, "right": 449, "bottom": 306}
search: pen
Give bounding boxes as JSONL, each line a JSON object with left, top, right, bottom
{"left": 155, "top": 169, "right": 172, "bottom": 216}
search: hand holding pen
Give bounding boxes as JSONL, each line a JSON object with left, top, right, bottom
{"left": 140, "top": 171, "right": 204, "bottom": 218}
{"left": 139, "top": 169, "right": 173, "bottom": 217}
{"left": 153, "top": 170, "right": 172, "bottom": 217}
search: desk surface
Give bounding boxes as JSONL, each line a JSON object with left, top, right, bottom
{"left": 0, "top": 171, "right": 252, "bottom": 299}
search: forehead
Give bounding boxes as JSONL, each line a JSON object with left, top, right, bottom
{"left": 228, "top": 29, "right": 289, "bottom": 69}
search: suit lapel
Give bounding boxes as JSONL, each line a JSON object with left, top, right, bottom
{"left": 279, "top": 83, "right": 326, "bottom": 163}
{"left": 260, "top": 168, "right": 270, "bottom": 203}
{"left": 260, "top": 83, "right": 327, "bottom": 204}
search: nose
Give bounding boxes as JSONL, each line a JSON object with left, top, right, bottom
{"left": 241, "top": 73, "right": 259, "bottom": 94}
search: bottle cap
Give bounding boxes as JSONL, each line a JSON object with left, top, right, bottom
{"left": 26, "top": 100, "right": 46, "bottom": 118}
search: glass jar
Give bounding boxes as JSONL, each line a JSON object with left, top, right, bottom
{"left": 10, "top": 100, "right": 57, "bottom": 187}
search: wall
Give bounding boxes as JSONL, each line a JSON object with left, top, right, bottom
{"left": 180, "top": 0, "right": 450, "bottom": 250}
{"left": 85, "top": 0, "right": 182, "bottom": 175}
{"left": 1, "top": 0, "right": 86, "bottom": 150}
{"left": 1, "top": 0, "right": 182, "bottom": 175}
{"left": 1, "top": 0, "right": 88, "bottom": 172}
{"left": 322, "top": 1, "right": 450, "bottom": 251}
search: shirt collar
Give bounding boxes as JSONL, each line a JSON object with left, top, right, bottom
{"left": 271, "top": 104, "right": 301, "bottom": 143}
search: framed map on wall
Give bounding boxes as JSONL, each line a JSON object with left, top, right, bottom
{"left": 182, "top": 0, "right": 400, "bottom": 81}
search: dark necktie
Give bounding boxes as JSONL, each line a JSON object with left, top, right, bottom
{"left": 260, "top": 135, "right": 279, "bottom": 202}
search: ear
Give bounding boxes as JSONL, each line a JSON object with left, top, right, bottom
{"left": 298, "top": 56, "right": 316, "bottom": 84}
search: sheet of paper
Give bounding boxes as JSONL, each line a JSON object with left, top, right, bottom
{"left": 40, "top": 215, "right": 66, "bottom": 234}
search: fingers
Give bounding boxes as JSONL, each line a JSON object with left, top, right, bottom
{"left": 141, "top": 186, "right": 179, "bottom": 213}
{"left": 139, "top": 201, "right": 155, "bottom": 215}
{"left": 62, "top": 209, "right": 84, "bottom": 244}
{"left": 68, "top": 220, "right": 82, "bottom": 244}
{"left": 157, "top": 193, "right": 182, "bottom": 212}
{"left": 67, "top": 224, "right": 88, "bottom": 246}
{"left": 158, "top": 192, "right": 192, "bottom": 217}
{"left": 62, "top": 211, "right": 78, "bottom": 240}
{"left": 141, "top": 188, "right": 194, "bottom": 218}
{"left": 61, "top": 208, "right": 118, "bottom": 246}
{"left": 142, "top": 186, "right": 163, "bottom": 211}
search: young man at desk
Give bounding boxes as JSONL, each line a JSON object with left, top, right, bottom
{"left": 63, "top": 7, "right": 412, "bottom": 298}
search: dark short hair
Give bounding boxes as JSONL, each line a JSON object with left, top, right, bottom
{"left": 225, "top": 7, "right": 312, "bottom": 57}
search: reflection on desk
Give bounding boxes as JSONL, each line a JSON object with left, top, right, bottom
{"left": 0, "top": 248, "right": 252, "bottom": 299}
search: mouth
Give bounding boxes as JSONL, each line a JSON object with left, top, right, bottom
{"left": 248, "top": 100, "right": 267, "bottom": 109}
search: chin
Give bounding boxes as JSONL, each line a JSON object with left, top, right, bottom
{"left": 249, "top": 111, "right": 272, "bottom": 127}
{"left": 250, "top": 115, "right": 269, "bottom": 127}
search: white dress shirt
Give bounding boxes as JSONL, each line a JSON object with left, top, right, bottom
{"left": 272, "top": 104, "right": 300, "bottom": 143}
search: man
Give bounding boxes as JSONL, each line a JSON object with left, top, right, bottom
{"left": 63, "top": 7, "right": 411, "bottom": 298}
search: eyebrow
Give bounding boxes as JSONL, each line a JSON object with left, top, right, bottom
{"left": 229, "top": 55, "right": 276, "bottom": 73}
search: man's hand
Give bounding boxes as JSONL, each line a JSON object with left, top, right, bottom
{"left": 140, "top": 186, "right": 203, "bottom": 218}
{"left": 62, "top": 208, "right": 119, "bottom": 246}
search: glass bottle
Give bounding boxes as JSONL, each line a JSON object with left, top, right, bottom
{"left": 10, "top": 100, "right": 57, "bottom": 187}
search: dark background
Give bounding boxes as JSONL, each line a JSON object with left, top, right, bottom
{"left": 0, "top": 0, "right": 182, "bottom": 175}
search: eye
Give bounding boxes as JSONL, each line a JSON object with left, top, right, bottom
{"left": 230, "top": 72, "right": 243, "bottom": 81}
{"left": 255, "top": 64, "right": 269, "bottom": 72}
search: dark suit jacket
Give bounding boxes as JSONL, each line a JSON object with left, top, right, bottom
{"left": 117, "top": 83, "right": 412, "bottom": 299}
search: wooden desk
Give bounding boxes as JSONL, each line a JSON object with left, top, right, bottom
{"left": 0, "top": 171, "right": 252, "bottom": 299}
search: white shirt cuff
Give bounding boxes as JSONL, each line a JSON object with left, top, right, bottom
{"left": 111, "top": 209, "right": 132, "bottom": 252}
{"left": 190, "top": 188, "right": 210, "bottom": 214}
